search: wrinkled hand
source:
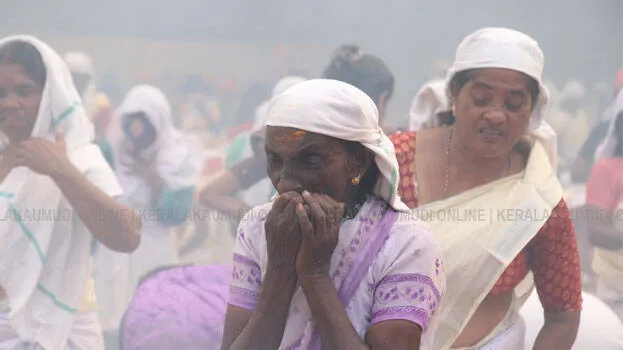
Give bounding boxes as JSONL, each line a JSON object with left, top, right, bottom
{"left": 15, "top": 129, "right": 71, "bottom": 177}
{"left": 295, "top": 191, "right": 345, "bottom": 278}
{"left": 265, "top": 191, "right": 305, "bottom": 274}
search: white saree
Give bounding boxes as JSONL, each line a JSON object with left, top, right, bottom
{"left": 414, "top": 141, "right": 563, "bottom": 349}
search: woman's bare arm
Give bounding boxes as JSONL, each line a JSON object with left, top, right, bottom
{"left": 533, "top": 311, "right": 580, "bottom": 350}
{"left": 222, "top": 271, "right": 297, "bottom": 350}
{"left": 52, "top": 162, "right": 142, "bottom": 253}
{"left": 586, "top": 205, "right": 623, "bottom": 250}
{"left": 300, "top": 275, "right": 422, "bottom": 350}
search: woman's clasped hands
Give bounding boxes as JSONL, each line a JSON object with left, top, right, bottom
{"left": 264, "top": 190, "right": 345, "bottom": 281}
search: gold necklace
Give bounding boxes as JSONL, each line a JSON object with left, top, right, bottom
{"left": 443, "top": 129, "right": 511, "bottom": 196}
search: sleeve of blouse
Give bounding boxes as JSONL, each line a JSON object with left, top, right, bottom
{"left": 529, "top": 200, "right": 583, "bottom": 312}
{"left": 228, "top": 207, "right": 266, "bottom": 310}
{"left": 586, "top": 159, "right": 618, "bottom": 210}
{"left": 370, "top": 218, "right": 446, "bottom": 330}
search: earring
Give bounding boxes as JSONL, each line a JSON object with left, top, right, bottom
{"left": 451, "top": 105, "right": 456, "bottom": 115}
{"left": 351, "top": 174, "right": 361, "bottom": 186}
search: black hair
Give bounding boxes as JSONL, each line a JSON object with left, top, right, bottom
{"left": 341, "top": 140, "right": 380, "bottom": 216}
{"left": 0, "top": 41, "right": 46, "bottom": 88}
{"left": 444, "top": 69, "right": 540, "bottom": 125}
{"left": 450, "top": 69, "right": 540, "bottom": 106}
{"left": 323, "top": 44, "right": 394, "bottom": 106}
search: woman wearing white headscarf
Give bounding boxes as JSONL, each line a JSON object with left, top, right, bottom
{"left": 586, "top": 89, "right": 623, "bottom": 321}
{"left": 63, "top": 52, "right": 97, "bottom": 117}
{"left": 391, "top": 28, "right": 581, "bottom": 349}
{"left": 408, "top": 79, "right": 451, "bottom": 131}
{"left": 94, "top": 85, "right": 203, "bottom": 335}
{"left": 0, "top": 36, "right": 141, "bottom": 349}
{"left": 222, "top": 79, "right": 445, "bottom": 349}
{"left": 198, "top": 76, "right": 306, "bottom": 219}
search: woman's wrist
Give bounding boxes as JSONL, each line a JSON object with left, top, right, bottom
{"left": 299, "top": 271, "right": 331, "bottom": 287}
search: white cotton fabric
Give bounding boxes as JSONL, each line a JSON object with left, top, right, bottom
{"left": 112, "top": 85, "right": 203, "bottom": 201}
{"left": 0, "top": 311, "right": 104, "bottom": 349}
{"left": 63, "top": 52, "right": 98, "bottom": 120}
{"left": 62, "top": 52, "right": 94, "bottom": 76}
{"left": 231, "top": 198, "right": 444, "bottom": 349}
{"left": 0, "top": 35, "right": 122, "bottom": 349}
{"left": 445, "top": 27, "right": 558, "bottom": 170}
{"left": 265, "top": 79, "right": 408, "bottom": 211}
{"left": 252, "top": 76, "right": 307, "bottom": 133}
{"left": 97, "top": 85, "right": 203, "bottom": 331}
{"left": 408, "top": 79, "right": 449, "bottom": 131}
{"left": 595, "top": 89, "right": 623, "bottom": 161}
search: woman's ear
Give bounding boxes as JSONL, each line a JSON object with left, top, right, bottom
{"left": 350, "top": 149, "right": 373, "bottom": 179}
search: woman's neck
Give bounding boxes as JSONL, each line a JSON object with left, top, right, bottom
{"left": 449, "top": 129, "right": 510, "bottom": 179}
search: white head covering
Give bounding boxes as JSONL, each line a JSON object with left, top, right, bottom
{"left": 408, "top": 79, "right": 449, "bottom": 131}
{"left": 446, "top": 27, "right": 558, "bottom": 169}
{"left": 594, "top": 89, "right": 623, "bottom": 161}
{"left": 265, "top": 79, "right": 408, "bottom": 211}
{"left": 112, "top": 85, "right": 203, "bottom": 207}
{"left": 253, "top": 76, "right": 307, "bottom": 133}
{"left": 560, "top": 80, "right": 586, "bottom": 103}
{"left": 63, "top": 51, "right": 98, "bottom": 119}
{"left": 0, "top": 36, "right": 112, "bottom": 348}
{"left": 272, "top": 76, "right": 307, "bottom": 98}
{"left": 62, "top": 52, "right": 94, "bottom": 76}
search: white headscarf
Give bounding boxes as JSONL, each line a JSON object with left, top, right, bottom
{"left": 446, "top": 27, "right": 558, "bottom": 169}
{"left": 594, "top": 89, "right": 623, "bottom": 161}
{"left": 0, "top": 36, "right": 109, "bottom": 348}
{"left": 265, "top": 79, "right": 409, "bottom": 211}
{"left": 408, "top": 79, "right": 449, "bottom": 131}
{"left": 63, "top": 52, "right": 98, "bottom": 119}
{"left": 253, "top": 76, "right": 307, "bottom": 133}
{"left": 112, "top": 85, "right": 202, "bottom": 207}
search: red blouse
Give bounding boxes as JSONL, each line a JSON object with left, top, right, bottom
{"left": 391, "top": 131, "right": 582, "bottom": 312}
{"left": 586, "top": 157, "right": 623, "bottom": 211}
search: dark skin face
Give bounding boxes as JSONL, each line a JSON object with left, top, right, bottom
{"left": 451, "top": 68, "right": 535, "bottom": 159}
{"left": 0, "top": 63, "right": 43, "bottom": 143}
{"left": 264, "top": 126, "right": 371, "bottom": 206}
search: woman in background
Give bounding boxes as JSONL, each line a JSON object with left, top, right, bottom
{"left": 586, "top": 89, "right": 623, "bottom": 321}
{"left": 323, "top": 44, "right": 397, "bottom": 133}
{"left": 94, "top": 85, "right": 202, "bottom": 341}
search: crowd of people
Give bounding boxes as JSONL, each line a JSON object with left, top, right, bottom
{"left": 0, "top": 26, "right": 621, "bottom": 349}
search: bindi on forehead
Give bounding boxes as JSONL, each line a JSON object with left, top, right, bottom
{"left": 277, "top": 130, "right": 306, "bottom": 142}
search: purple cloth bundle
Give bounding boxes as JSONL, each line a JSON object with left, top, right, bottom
{"left": 121, "top": 264, "right": 230, "bottom": 350}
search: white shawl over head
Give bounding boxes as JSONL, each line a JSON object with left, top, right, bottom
{"left": 63, "top": 51, "right": 98, "bottom": 119}
{"left": 252, "top": 76, "right": 307, "bottom": 134}
{"left": 446, "top": 27, "right": 558, "bottom": 170}
{"left": 112, "top": 85, "right": 202, "bottom": 207}
{"left": 0, "top": 35, "right": 110, "bottom": 349}
{"left": 265, "top": 79, "right": 408, "bottom": 211}
{"left": 595, "top": 89, "right": 623, "bottom": 161}
{"left": 408, "top": 79, "right": 449, "bottom": 131}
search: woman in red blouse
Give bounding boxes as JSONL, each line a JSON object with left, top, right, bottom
{"left": 586, "top": 89, "right": 623, "bottom": 321}
{"left": 391, "top": 28, "right": 581, "bottom": 349}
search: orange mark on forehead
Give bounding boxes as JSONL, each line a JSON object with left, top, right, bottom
{"left": 275, "top": 130, "right": 306, "bottom": 143}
